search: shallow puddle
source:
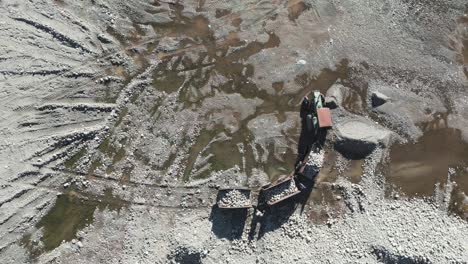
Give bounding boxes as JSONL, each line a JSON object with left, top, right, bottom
{"left": 182, "top": 126, "right": 228, "bottom": 182}
{"left": 144, "top": 4, "right": 301, "bottom": 183}
{"left": 183, "top": 120, "right": 297, "bottom": 183}
{"left": 314, "top": 149, "right": 364, "bottom": 184}
{"left": 64, "top": 148, "right": 87, "bottom": 169}
{"left": 53, "top": 0, "right": 65, "bottom": 7}
{"left": 387, "top": 128, "right": 468, "bottom": 197}
{"left": 307, "top": 183, "right": 344, "bottom": 224}
{"left": 22, "top": 188, "right": 127, "bottom": 258}
{"left": 101, "top": 1, "right": 367, "bottom": 186}
{"left": 448, "top": 167, "right": 468, "bottom": 220}
{"left": 288, "top": 0, "right": 309, "bottom": 21}
{"left": 345, "top": 159, "right": 365, "bottom": 183}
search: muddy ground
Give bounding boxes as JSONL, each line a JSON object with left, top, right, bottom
{"left": 0, "top": 0, "right": 468, "bottom": 263}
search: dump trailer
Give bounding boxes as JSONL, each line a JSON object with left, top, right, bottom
{"left": 260, "top": 175, "right": 301, "bottom": 206}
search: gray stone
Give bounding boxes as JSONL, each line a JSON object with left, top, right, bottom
{"left": 369, "top": 83, "right": 447, "bottom": 141}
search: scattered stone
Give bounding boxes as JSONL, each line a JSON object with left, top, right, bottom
{"left": 297, "top": 59, "right": 307, "bottom": 65}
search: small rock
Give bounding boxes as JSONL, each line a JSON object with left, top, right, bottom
{"left": 297, "top": 59, "right": 307, "bottom": 65}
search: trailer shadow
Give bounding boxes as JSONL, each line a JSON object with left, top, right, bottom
{"left": 247, "top": 174, "right": 316, "bottom": 241}
{"left": 209, "top": 205, "right": 248, "bottom": 240}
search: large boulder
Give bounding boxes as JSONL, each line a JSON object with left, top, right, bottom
{"left": 334, "top": 118, "right": 394, "bottom": 159}
{"left": 369, "top": 83, "right": 447, "bottom": 141}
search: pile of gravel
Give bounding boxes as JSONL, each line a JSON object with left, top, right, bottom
{"left": 218, "top": 189, "right": 251, "bottom": 208}
{"left": 306, "top": 149, "right": 324, "bottom": 168}
{"left": 264, "top": 179, "right": 299, "bottom": 204}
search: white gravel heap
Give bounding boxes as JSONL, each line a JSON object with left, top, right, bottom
{"left": 265, "top": 179, "right": 299, "bottom": 204}
{"left": 218, "top": 190, "right": 251, "bottom": 208}
{"left": 306, "top": 149, "right": 324, "bottom": 168}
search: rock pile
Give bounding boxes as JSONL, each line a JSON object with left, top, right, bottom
{"left": 265, "top": 179, "right": 298, "bottom": 204}
{"left": 306, "top": 149, "right": 324, "bottom": 168}
{"left": 218, "top": 190, "right": 251, "bottom": 208}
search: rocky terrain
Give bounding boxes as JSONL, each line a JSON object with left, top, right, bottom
{"left": 0, "top": 0, "right": 467, "bottom": 263}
